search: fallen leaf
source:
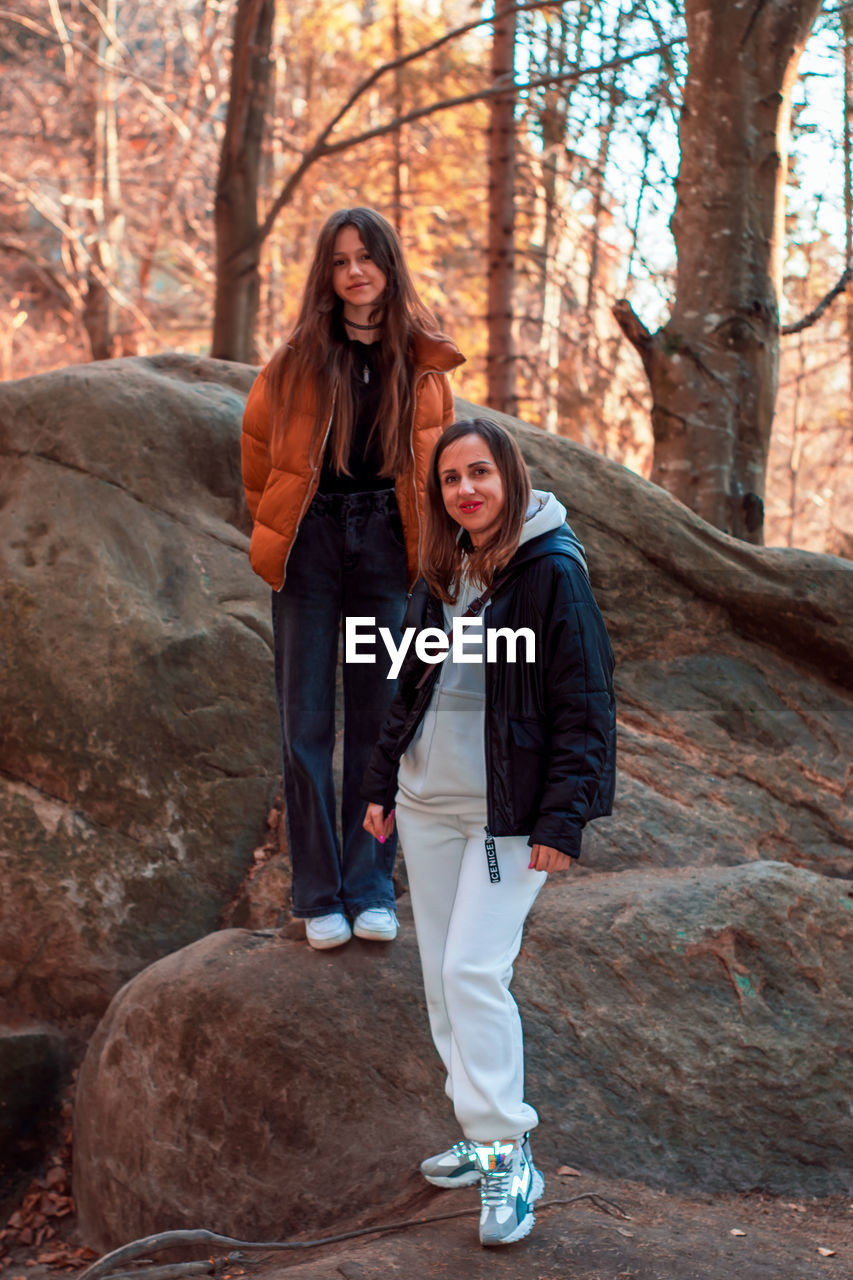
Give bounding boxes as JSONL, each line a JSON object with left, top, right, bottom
{"left": 556, "top": 1165, "right": 582, "bottom": 1177}
{"left": 817, "top": 1248, "right": 836, "bottom": 1257}
{"left": 783, "top": 1201, "right": 806, "bottom": 1213}
{"left": 730, "top": 1228, "right": 747, "bottom": 1237}
{"left": 616, "top": 1227, "right": 634, "bottom": 1237}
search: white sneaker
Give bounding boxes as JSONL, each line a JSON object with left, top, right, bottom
{"left": 305, "top": 912, "right": 352, "bottom": 950}
{"left": 352, "top": 907, "right": 398, "bottom": 941}
{"left": 475, "top": 1136, "right": 545, "bottom": 1246}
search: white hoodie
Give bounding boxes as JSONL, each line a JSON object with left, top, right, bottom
{"left": 396, "top": 490, "right": 569, "bottom": 810}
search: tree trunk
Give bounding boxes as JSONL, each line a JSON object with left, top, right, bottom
{"left": 391, "top": 0, "right": 407, "bottom": 235}
{"left": 83, "top": 0, "right": 127, "bottom": 361}
{"left": 843, "top": 7, "right": 853, "bottom": 392}
{"left": 211, "top": 0, "right": 274, "bottom": 363}
{"left": 533, "top": 7, "right": 581, "bottom": 435}
{"left": 486, "top": 5, "right": 518, "bottom": 415}
{"left": 614, "top": 0, "right": 822, "bottom": 543}
{"left": 537, "top": 138, "right": 568, "bottom": 435}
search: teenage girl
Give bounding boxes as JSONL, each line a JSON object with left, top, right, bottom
{"left": 241, "top": 207, "right": 464, "bottom": 951}
{"left": 362, "top": 418, "right": 615, "bottom": 1246}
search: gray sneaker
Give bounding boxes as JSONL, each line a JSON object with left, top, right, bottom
{"left": 474, "top": 1136, "right": 545, "bottom": 1246}
{"left": 420, "top": 1139, "right": 481, "bottom": 1188}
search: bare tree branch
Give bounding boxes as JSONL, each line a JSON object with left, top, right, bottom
{"left": 315, "top": 1, "right": 567, "bottom": 145}
{"left": 0, "top": 237, "right": 75, "bottom": 304}
{"left": 0, "top": 9, "right": 212, "bottom": 133}
{"left": 781, "top": 265, "right": 853, "bottom": 335}
{"left": 78, "top": 0, "right": 128, "bottom": 52}
{"left": 46, "top": 0, "right": 75, "bottom": 78}
{"left": 78, "top": 1192, "right": 629, "bottom": 1280}
{"left": 259, "top": 41, "right": 676, "bottom": 243}
{"left": 0, "top": 170, "right": 157, "bottom": 336}
{"left": 611, "top": 297, "right": 654, "bottom": 352}
{"left": 778, "top": 349, "right": 848, "bottom": 387}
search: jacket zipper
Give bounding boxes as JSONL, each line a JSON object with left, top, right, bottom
{"left": 278, "top": 350, "right": 455, "bottom": 589}
{"left": 474, "top": 564, "right": 521, "bottom": 832}
{"left": 278, "top": 399, "right": 335, "bottom": 589}
{"left": 406, "top": 369, "right": 429, "bottom": 571}
{"left": 483, "top": 606, "right": 495, "bottom": 832}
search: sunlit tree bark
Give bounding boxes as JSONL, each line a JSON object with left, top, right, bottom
{"left": 391, "top": 0, "right": 408, "bottom": 235}
{"left": 615, "top": 0, "right": 823, "bottom": 544}
{"left": 530, "top": 5, "right": 579, "bottom": 434}
{"left": 843, "top": 6, "right": 853, "bottom": 390}
{"left": 83, "top": 0, "right": 128, "bottom": 359}
{"left": 486, "top": 3, "right": 518, "bottom": 414}
{"left": 211, "top": 0, "right": 274, "bottom": 363}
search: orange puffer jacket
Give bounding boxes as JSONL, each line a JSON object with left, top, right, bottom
{"left": 241, "top": 332, "right": 465, "bottom": 590}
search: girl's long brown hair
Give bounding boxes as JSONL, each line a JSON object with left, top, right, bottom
{"left": 266, "top": 207, "right": 447, "bottom": 476}
{"left": 423, "top": 419, "right": 531, "bottom": 603}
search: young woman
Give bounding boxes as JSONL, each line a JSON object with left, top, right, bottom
{"left": 362, "top": 418, "right": 616, "bottom": 1247}
{"left": 241, "top": 207, "right": 464, "bottom": 951}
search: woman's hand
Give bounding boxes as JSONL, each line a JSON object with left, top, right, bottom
{"left": 364, "top": 802, "right": 396, "bottom": 843}
{"left": 528, "top": 843, "right": 574, "bottom": 873}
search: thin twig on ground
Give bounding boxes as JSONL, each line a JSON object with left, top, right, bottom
{"left": 78, "top": 1191, "right": 629, "bottom": 1280}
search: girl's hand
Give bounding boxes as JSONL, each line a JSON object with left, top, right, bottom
{"left": 364, "top": 802, "right": 396, "bottom": 843}
{"left": 528, "top": 843, "right": 574, "bottom": 873}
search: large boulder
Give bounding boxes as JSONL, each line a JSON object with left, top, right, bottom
{"left": 3, "top": 356, "right": 852, "bottom": 1234}
{"left": 525, "top": 860, "right": 853, "bottom": 1194}
{"left": 73, "top": 860, "right": 852, "bottom": 1252}
{"left": 453, "top": 395, "right": 853, "bottom": 881}
{"left": 0, "top": 355, "right": 280, "bottom": 1042}
{"left": 2, "top": 358, "right": 850, "bottom": 1049}
{"left": 73, "top": 925, "right": 445, "bottom": 1251}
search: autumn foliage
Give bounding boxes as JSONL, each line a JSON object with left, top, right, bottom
{"left": 0, "top": 0, "right": 849, "bottom": 553}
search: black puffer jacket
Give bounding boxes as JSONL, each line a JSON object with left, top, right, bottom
{"left": 360, "top": 523, "right": 616, "bottom": 858}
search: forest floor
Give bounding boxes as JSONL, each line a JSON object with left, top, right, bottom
{"left": 2, "top": 1159, "right": 851, "bottom": 1280}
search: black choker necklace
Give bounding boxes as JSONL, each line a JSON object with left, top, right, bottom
{"left": 344, "top": 316, "right": 380, "bottom": 330}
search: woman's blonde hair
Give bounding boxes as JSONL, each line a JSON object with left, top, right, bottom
{"left": 422, "top": 419, "right": 531, "bottom": 603}
{"left": 266, "top": 207, "right": 446, "bottom": 476}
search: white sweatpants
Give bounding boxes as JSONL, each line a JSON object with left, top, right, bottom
{"left": 396, "top": 800, "right": 546, "bottom": 1142}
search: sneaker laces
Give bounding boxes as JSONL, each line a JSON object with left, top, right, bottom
{"left": 480, "top": 1164, "right": 512, "bottom": 1207}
